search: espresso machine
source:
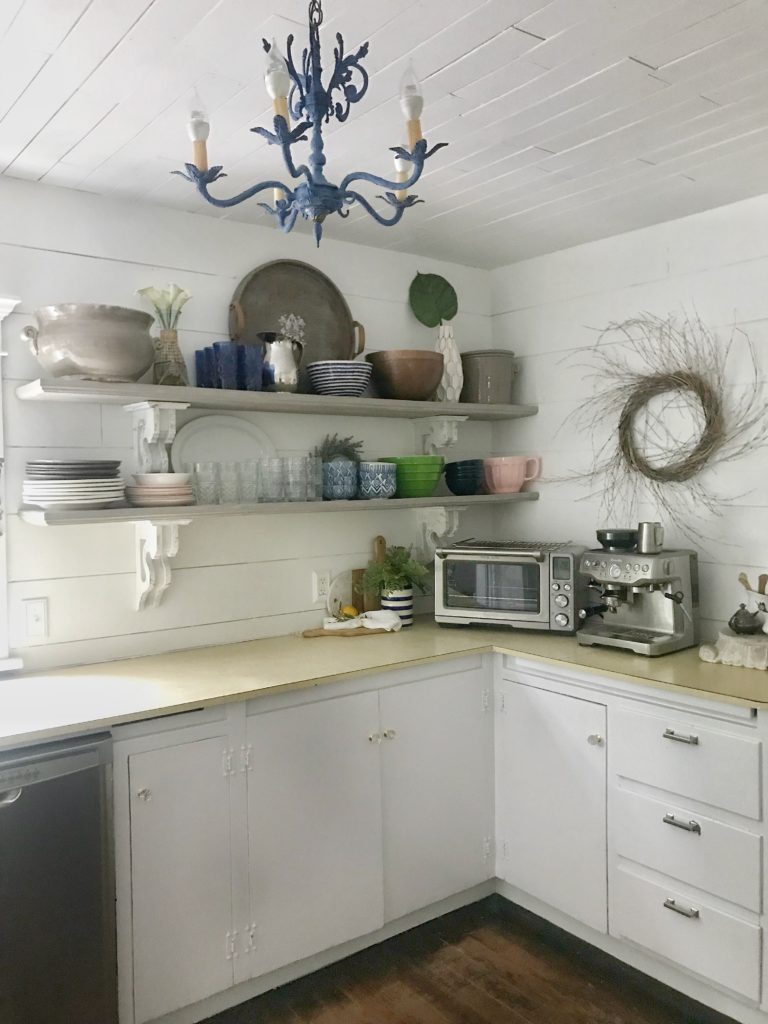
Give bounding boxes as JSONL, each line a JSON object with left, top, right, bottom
{"left": 577, "top": 523, "right": 699, "bottom": 656}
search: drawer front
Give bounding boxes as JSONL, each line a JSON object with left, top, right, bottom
{"left": 611, "top": 867, "right": 761, "bottom": 1001}
{"left": 612, "top": 707, "right": 761, "bottom": 819}
{"left": 614, "top": 789, "right": 762, "bottom": 912}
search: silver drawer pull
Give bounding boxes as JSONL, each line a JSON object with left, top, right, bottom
{"left": 663, "top": 728, "right": 699, "bottom": 745}
{"left": 663, "top": 813, "right": 701, "bottom": 834}
{"left": 664, "top": 897, "right": 700, "bottom": 919}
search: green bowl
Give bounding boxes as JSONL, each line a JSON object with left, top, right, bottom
{"left": 380, "top": 457, "right": 444, "bottom": 497}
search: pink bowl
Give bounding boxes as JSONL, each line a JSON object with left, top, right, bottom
{"left": 484, "top": 455, "right": 541, "bottom": 493}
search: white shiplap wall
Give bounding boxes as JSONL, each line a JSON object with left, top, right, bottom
{"left": 490, "top": 191, "right": 768, "bottom": 641}
{"left": 1, "top": 176, "right": 500, "bottom": 670}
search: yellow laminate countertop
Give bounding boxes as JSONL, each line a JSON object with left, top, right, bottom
{"left": 0, "top": 620, "right": 765, "bottom": 750}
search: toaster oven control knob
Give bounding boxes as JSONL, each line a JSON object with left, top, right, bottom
{"left": 609, "top": 563, "right": 622, "bottom": 579}
{"left": 554, "top": 594, "right": 569, "bottom": 608}
{"left": 554, "top": 613, "right": 569, "bottom": 628}
{"left": 551, "top": 583, "right": 560, "bottom": 591}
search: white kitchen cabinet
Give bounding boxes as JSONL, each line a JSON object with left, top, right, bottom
{"left": 243, "top": 690, "right": 384, "bottom": 978}
{"left": 127, "top": 731, "right": 237, "bottom": 1024}
{"left": 379, "top": 664, "right": 494, "bottom": 921}
{"left": 495, "top": 679, "right": 608, "bottom": 933}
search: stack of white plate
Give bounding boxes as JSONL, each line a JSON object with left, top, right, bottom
{"left": 307, "top": 360, "right": 372, "bottom": 397}
{"left": 23, "top": 460, "right": 125, "bottom": 510}
{"left": 126, "top": 473, "right": 195, "bottom": 507}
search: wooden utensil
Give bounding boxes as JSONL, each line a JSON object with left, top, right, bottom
{"left": 364, "top": 535, "right": 387, "bottom": 612}
{"left": 739, "top": 572, "right": 753, "bottom": 592}
{"left": 759, "top": 574, "right": 768, "bottom": 595}
{"left": 302, "top": 627, "right": 390, "bottom": 638}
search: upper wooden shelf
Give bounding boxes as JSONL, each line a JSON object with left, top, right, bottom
{"left": 16, "top": 379, "right": 538, "bottom": 421}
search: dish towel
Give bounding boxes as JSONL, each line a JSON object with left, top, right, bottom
{"left": 322, "top": 611, "right": 403, "bottom": 632}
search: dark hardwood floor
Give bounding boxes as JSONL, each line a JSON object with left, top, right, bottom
{"left": 204, "top": 898, "right": 736, "bottom": 1024}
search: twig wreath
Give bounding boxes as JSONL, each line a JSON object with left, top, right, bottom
{"left": 564, "top": 312, "right": 767, "bottom": 540}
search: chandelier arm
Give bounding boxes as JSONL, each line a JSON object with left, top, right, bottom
{"left": 326, "top": 34, "right": 370, "bottom": 123}
{"left": 344, "top": 190, "right": 407, "bottom": 227}
{"left": 193, "top": 178, "right": 295, "bottom": 209}
{"left": 339, "top": 159, "right": 424, "bottom": 194}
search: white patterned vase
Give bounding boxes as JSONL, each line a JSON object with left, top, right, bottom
{"left": 435, "top": 322, "right": 463, "bottom": 402}
{"left": 380, "top": 588, "right": 414, "bottom": 627}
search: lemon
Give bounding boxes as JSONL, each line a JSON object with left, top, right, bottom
{"left": 340, "top": 604, "right": 359, "bottom": 619}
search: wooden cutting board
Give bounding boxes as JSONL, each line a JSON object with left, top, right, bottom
{"left": 302, "top": 627, "right": 390, "bottom": 638}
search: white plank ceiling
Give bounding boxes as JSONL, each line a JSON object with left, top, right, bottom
{"left": 3, "top": 0, "right": 768, "bottom": 268}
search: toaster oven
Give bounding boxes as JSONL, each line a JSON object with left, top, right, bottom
{"left": 434, "top": 540, "right": 588, "bottom": 633}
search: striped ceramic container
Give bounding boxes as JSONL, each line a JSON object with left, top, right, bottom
{"left": 380, "top": 588, "right": 414, "bottom": 627}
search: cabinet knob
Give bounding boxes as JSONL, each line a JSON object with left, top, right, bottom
{"left": 587, "top": 734, "right": 604, "bottom": 746}
{"left": 136, "top": 787, "right": 152, "bottom": 801}
{"left": 368, "top": 733, "right": 381, "bottom": 744}
{"left": 382, "top": 729, "right": 397, "bottom": 740}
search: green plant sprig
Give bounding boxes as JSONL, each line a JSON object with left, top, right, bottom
{"left": 315, "top": 433, "right": 364, "bottom": 463}
{"left": 359, "top": 545, "right": 431, "bottom": 595}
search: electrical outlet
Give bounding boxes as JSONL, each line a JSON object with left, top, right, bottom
{"left": 23, "top": 598, "right": 48, "bottom": 640}
{"left": 312, "top": 571, "right": 330, "bottom": 605}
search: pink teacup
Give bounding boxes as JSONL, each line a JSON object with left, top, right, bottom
{"left": 483, "top": 455, "right": 541, "bottom": 493}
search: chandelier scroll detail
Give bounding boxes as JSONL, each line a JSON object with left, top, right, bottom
{"left": 174, "top": 0, "right": 447, "bottom": 246}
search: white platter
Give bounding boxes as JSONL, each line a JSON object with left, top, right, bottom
{"left": 133, "top": 473, "right": 190, "bottom": 486}
{"left": 171, "top": 415, "right": 276, "bottom": 472}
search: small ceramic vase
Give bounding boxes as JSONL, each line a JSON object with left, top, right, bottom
{"left": 153, "top": 329, "right": 189, "bottom": 386}
{"left": 435, "top": 322, "right": 463, "bottom": 402}
{"left": 728, "top": 603, "right": 765, "bottom": 635}
{"left": 322, "top": 459, "right": 358, "bottom": 500}
{"left": 358, "top": 462, "right": 396, "bottom": 499}
{"left": 381, "top": 588, "right": 414, "bottom": 627}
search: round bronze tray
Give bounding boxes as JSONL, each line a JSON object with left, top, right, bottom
{"left": 229, "top": 259, "right": 365, "bottom": 393}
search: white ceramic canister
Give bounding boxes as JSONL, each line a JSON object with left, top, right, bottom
{"left": 380, "top": 588, "right": 414, "bottom": 627}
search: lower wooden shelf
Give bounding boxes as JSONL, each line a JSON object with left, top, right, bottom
{"left": 19, "top": 491, "right": 538, "bottom": 527}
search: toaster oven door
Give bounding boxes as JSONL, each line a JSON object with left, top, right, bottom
{"left": 439, "top": 554, "right": 549, "bottom": 624}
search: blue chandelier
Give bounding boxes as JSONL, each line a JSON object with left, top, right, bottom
{"left": 174, "top": 0, "right": 446, "bottom": 245}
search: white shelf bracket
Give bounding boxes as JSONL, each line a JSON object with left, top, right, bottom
{"left": 125, "top": 401, "right": 190, "bottom": 473}
{"left": 135, "top": 519, "right": 191, "bottom": 611}
{"left": 418, "top": 506, "right": 466, "bottom": 557}
{"left": 420, "top": 416, "right": 468, "bottom": 455}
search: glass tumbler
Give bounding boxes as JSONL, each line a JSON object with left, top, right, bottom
{"left": 283, "top": 456, "right": 309, "bottom": 502}
{"left": 191, "top": 462, "right": 219, "bottom": 505}
{"left": 260, "top": 457, "right": 285, "bottom": 502}
{"left": 307, "top": 455, "right": 323, "bottom": 501}
{"left": 218, "top": 461, "right": 241, "bottom": 504}
{"left": 238, "top": 460, "right": 260, "bottom": 503}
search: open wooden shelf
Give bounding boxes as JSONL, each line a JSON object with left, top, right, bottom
{"left": 19, "top": 491, "right": 538, "bottom": 527}
{"left": 16, "top": 378, "right": 538, "bottom": 422}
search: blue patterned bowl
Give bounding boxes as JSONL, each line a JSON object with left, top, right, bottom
{"left": 358, "top": 461, "right": 396, "bottom": 499}
{"left": 322, "top": 459, "right": 358, "bottom": 500}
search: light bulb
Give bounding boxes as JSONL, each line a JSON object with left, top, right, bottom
{"left": 187, "top": 90, "right": 209, "bottom": 142}
{"left": 399, "top": 63, "right": 423, "bottom": 121}
{"left": 265, "top": 39, "right": 291, "bottom": 100}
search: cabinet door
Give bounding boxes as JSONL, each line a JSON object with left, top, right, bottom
{"left": 380, "top": 667, "right": 494, "bottom": 921}
{"left": 496, "top": 681, "right": 607, "bottom": 933}
{"left": 245, "top": 691, "right": 383, "bottom": 977}
{"left": 129, "top": 736, "right": 235, "bottom": 1024}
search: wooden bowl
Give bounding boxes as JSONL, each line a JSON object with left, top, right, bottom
{"left": 366, "top": 350, "right": 444, "bottom": 401}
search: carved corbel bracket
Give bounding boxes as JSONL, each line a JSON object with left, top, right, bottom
{"left": 417, "top": 505, "right": 465, "bottom": 557}
{"left": 420, "top": 416, "right": 468, "bottom": 455}
{"left": 135, "top": 519, "right": 191, "bottom": 611}
{"left": 125, "top": 401, "right": 190, "bottom": 473}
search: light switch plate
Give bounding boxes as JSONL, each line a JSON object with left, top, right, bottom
{"left": 23, "top": 598, "right": 48, "bottom": 640}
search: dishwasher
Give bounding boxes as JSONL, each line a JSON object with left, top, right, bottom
{"left": 0, "top": 733, "right": 118, "bottom": 1024}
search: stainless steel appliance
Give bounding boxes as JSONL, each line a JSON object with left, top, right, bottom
{"left": 0, "top": 734, "right": 117, "bottom": 1024}
{"left": 577, "top": 546, "right": 699, "bottom": 656}
{"left": 435, "top": 540, "right": 588, "bottom": 633}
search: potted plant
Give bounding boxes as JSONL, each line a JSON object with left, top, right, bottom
{"left": 409, "top": 271, "right": 462, "bottom": 402}
{"left": 137, "top": 283, "right": 192, "bottom": 386}
{"left": 360, "top": 544, "right": 430, "bottom": 627}
{"left": 316, "top": 433, "right": 363, "bottom": 499}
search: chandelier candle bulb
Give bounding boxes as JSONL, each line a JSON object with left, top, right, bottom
{"left": 187, "top": 96, "right": 210, "bottom": 173}
{"left": 265, "top": 40, "right": 291, "bottom": 113}
{"left": 400, "top": 64, "right": 424, "bottom": 149}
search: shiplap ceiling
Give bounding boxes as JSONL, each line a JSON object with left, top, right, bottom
{"left": 3, "top": 0, "right": 768, "bottom": 268}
